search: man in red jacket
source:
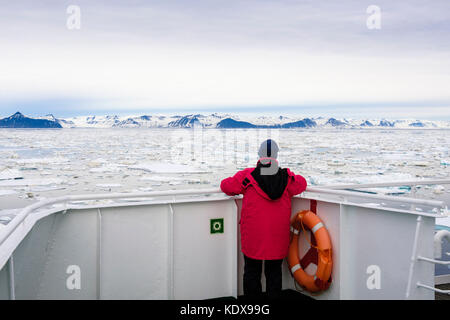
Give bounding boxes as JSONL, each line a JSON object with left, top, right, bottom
{"left": 220, "top": 139, "right": 307, "bottom": 297}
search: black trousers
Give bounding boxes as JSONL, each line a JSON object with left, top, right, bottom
{"left": 243, "top": 255, "right": 283, "bottom": 296}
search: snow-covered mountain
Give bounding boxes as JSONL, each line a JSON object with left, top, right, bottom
{"left": 0, "top": 112, "right": 62, "bottom": 128}
{"left": 56, "top": 113, "right": 450, "bottom": 129}
{"left": 1, "top": 112, "right": 449, "bottom": 129}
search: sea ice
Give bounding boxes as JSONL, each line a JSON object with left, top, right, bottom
{"left": 433, "top": 185, "right": 445, "bottom": 194}
{"left": 129, "top": 162, "right": 208, "bottom": 174}
{"left": 0, "top": 178, "right": 65, "bottom": 187}
{"left": 96, "top": 183, "right": 122, "bottom": 188}
{"left": 0, "top": 190, "right": 17, "bottom": 196}
{"left": 15, "top": 157, "right": 69, "bottom": 165}
{"left": 89, "top": 165, "right": 123, "bottom": 173}
{"left": 0, "top": 128, "right": 448, "bottom": 211}
{"left": 0, "top": 168, "right": 23, "bottom": 180}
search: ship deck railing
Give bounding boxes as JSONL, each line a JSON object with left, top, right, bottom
{"left": 0, "top": 179, "right": 449, "bottom": 300}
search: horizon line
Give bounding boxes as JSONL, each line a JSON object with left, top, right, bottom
{"left": 2, "top": 110, "right": 450, "bottom": 122}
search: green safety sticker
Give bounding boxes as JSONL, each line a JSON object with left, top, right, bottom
{"left": 210, "top": 218, "right": 224, "bottom": 234}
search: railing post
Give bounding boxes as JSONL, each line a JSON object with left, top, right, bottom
{"left": 97, "top": 208, "right": 102, "bottom": 300}
{"left": 168, "top": 204, "right": 175, "bottom": 299}
{"left": 410, "top": 186, "right": 417, "bottom": 211}
{"left": 8, "top": 255, "right": 15, "bottom": 300}
{"left": 405, "top": 215, "right": 422, "bottom": 299}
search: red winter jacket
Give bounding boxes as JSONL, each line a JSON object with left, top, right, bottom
{"left": 220, "top": 164, "right": 307, "bottom": 260}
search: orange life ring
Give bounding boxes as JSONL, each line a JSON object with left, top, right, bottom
{"left": 287, "top": 210, "right": 333, "bottom": 293}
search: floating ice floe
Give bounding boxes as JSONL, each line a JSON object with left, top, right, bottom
{"left": 327, "top": 160, "right": 346, "bottom": 167}
{"left": 137, "top": 187, "right": 153, "bottom": 192}
{"left": 118, "top": 160, "right": 137, "bottom": 165}
{"left": 0, "top": 189, "right": 17, "bottom": 196}
{"left": 436, "top": 216, "right": 450, "bottom": 228}
{"left": 39, "top": 171, "right": 54, "bottom": 176}
{"left": 433, "top": 185, "right": 445, "bottom": 194}
{"left": 87, "top": 158, "right": 109, "bottom": 167}
{"left": 410, "top": 161, "right": 430, "bottom": 167}
{"left": 140, "top": 175, "right": 181, "bottom": 182}
{"left": 14, "top": 157, "right": 69, "bottom": 165}
{"left": 364, "top": 187, "right": 410, "bottom": 195}
{"left": 89, "top": 165, "right": 123, "bottom": 173}
{"left": 149, "top": 182, "right": 162, "bottom": 186}
{"left": 0, "top": 178, "right": 65, "bottom": 187}
{"left": 0, "top": 168, "right": 23, "bottom": 180}
{"left": 129, "top": 162, "right": 208, "bottom": 174}
{"left": 96, "top": 183, "right": 122, "bottom": 189}
{"left": 28, "top": 185, "right": 67, "bottom": 192}
{"left": 310, "top": 172, "right": 415, "bottom": 188}
{"left": 139, "top": 175, "right": 201, "bottom": 184}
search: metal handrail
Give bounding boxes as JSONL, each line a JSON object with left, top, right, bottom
{"left": 320, "top": 179, "right": 450, "bottom": 190}
{"left": 417, "top": 256, "right": 450, "bottom": 265}
{"left": 1, "top": 184, "right": 447, "bottom": 249}
{"left": 306, "top": 187, "right": 446, "bottom": 208}
{"left": 417, "top": 282, "right": 450, "bottom": 295}
{"left": 1, "top": 181, "right": 449, "bottom": 299}
{"left": 0, "top": 188, "right": 223, "bottom": 246}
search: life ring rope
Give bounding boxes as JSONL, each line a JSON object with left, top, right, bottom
{"left": 298, "top": 216, "right": 331, "bottom": 261}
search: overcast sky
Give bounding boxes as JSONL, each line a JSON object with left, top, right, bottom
{"left": 0, "top": 0, "right": 449, "bottom": 119}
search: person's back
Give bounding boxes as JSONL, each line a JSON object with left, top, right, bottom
{"left": 220, "top": 139, "right": 307, "bottom": 297}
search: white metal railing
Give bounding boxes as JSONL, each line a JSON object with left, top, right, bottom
{"left": 306, "top": 186, "right": 446, "bottom": 208}
{"left": 418, "top": 256, "right": 450, "bottom": 265}
{"left": 0, "top": 188, "right": 222, "bottom": 247}
{"left": 319, "top": 179, "right": 450, "bottom": 190}
{"left": 1, "top": 181, "right": 449, "bottom": 299}
{"left": 415, "top": 254, "right": 450, "bottom": 295}
{"left": 406, "top": 215, "right": 423, "bottom": 299}
{"left": 391, "top": 180, "right": 450, "bottom": 298}
{"left": 1, "top": 184, "right": 448, "bottom": 248}
{"left": 417, "top": 283, "right": 450, "bottom": 295}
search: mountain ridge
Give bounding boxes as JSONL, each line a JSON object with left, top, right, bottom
{"left": 0, "top": 112, "right": 448, "bottom": 129}
{"left": 0, "top": 112, "right": 62, "bottom": 128}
